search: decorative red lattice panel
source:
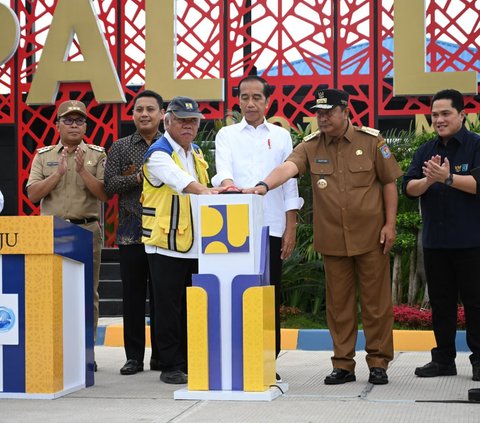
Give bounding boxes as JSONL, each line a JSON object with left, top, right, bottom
{"left": 1, "top": 0, "right": 478, "bottom": 246}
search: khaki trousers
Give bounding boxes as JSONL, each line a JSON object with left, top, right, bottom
{"left": 81, "top": 221, "right": 102, "bottom": 342}
{"left": 323, "top": 246, "right": 394, "bottom": 372}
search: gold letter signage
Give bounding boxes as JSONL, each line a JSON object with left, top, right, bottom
{"left": 26, "top": 0, "right": 125, "bottom": 105}
{"left": 394, "top": 0, "right": 477, "bottom": 95}
{"left": 145, "top": 0, "right": 224, "bottom": 101}
{"left": 0, "top": 4, "right": 20, "bottom": 66}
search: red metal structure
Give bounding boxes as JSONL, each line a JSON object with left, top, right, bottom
{"left": 1, "top": 0, "right": 479, "bottom": 246}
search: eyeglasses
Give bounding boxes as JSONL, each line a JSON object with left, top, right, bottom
{"left": 60, "top": 117, "right": 87, "bottom": 126}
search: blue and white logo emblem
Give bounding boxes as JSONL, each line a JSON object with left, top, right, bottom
{"left": 0, "top": 306, "right": 15, "bottom": 333}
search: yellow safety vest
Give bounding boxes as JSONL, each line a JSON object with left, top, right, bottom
{"left": 141, "top": 136, "right": 209, "bottom": 252}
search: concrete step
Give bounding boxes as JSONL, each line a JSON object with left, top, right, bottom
{"left": 99, "top": 248, "right": 122, "bottom": 317}
{"left": 98, "top": 279, "right": 122, "bottom": 299}
{"left": 100, "top": 262, "right": 121, "bottom": 280}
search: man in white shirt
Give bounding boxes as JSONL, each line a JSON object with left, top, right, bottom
{"left": 212, "top": 76, "right": 304, "bottom": 381}
{"left": 142, "top": 96, "right": 220, "bottom": 384}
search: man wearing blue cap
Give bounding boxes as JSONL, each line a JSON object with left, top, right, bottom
{"left": 245, "top": 88, "right": 403, "bottom": 385}
{"left": 142, "top": 96, "right": 221, "bottom": 384}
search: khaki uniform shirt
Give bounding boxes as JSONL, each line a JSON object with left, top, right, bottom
{"left": 27, "top": 141, "right": 106, "bottom": 220}
{"left": 288, "top": 121, "right": 403, "bottom": 256}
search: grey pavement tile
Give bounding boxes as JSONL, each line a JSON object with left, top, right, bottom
{"left": 1, "top": 347, "right": 480, "bottom": 423}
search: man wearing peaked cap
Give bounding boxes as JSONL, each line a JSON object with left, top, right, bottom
{"left": 57, "top": 99, "right": 88, "bottom": 118}
{"left": 27, "top": 99, "right": 108, "bottom": 372}
{"left": 142, "top": 95, "right": 222, "bottom": 385}
{"left": 310, "top": 88, "right": 349, "bottom": 110}
{"left": 244, "top": 87, "right": 403, "bottom": 386}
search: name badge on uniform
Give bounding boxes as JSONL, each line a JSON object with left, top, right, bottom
{"left": 317, "top": 178, "right": 328, "bottom": 189}
{"left": 315, "top": 159, "right": 329, "bottom": 164}
{"left": 47, "top": 162, "right": 59, "bottom": 167}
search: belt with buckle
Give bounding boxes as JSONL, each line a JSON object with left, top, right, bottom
{"left": 65, "top": 217, "right": 98, "bottom": 224}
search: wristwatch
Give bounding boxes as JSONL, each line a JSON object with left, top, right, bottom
{"left": 255, "top": 181, "right": 270, "bottom": 192}
{"left": 444, "top": 173, "right": 454, "bottom": 186}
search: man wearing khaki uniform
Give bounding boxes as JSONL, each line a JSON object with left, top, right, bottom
{"left": 27, "top": 100, "right": 108, "bottom": 371}
{"left": 245, "top": 89, "right": 402, "bottom": 385}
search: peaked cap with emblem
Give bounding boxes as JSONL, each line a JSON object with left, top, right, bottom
{"left": 310, "top": 88, "right": 349, "bottom": 110}
{"left": 57, "top": 100, "right": 87, "bottom": 118}
{"left": 167, "top": 96, "right": 204, "bottom": 119}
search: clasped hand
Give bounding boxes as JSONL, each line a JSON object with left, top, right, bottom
{"left": 422, "top": 154, "right": 450, "bottom": 184}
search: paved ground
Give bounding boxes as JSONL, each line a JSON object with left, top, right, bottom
{"left": 1, "top": 346, "right": 480, "bottom": 423}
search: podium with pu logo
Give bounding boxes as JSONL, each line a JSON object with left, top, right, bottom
{"left": 174, "top": 194, "right": 287, "bottom": 401}
{"left": 0, "top": 216, "right": 94, "bottom": 399}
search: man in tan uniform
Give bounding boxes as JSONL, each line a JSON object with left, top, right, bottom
{"left": 245, "top": 89, "right": 403, "bottom": 385}
{"left": 27, "top": 100, "right": 108, "bottom": 371}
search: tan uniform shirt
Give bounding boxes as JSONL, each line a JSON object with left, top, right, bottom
{"left": 27, "top": 141, "right": 106, "bottom": 219}
{"left": 288, "top": 121, "right": 403, "bottom": 256}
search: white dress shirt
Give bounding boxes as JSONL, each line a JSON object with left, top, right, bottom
{"left": 144, "top": 131, "right": 199, "bottom": 259}
{"left": 212, "top": 118, "right": 304, "bottom": 237}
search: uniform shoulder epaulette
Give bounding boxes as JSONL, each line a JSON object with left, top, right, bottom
{"left": 303, "top": 130, "right": 320, "bottom": 142}
{"left": 87, "top": 144, "right": 105, "bottom": 153}
{"left": 356, "top": 126, "right": 380, "bottom": 137}
{"left": 37, "top": 145, "right": 55, "bottom": 154}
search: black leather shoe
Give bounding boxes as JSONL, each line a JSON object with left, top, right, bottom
{"left": 276, "top": 373, "right": 282, "bottom": 382}
{"left": 324, "top": 368, "right": 356, "bottom": 385}
{"left": 120, "top": 359, "right": 144, "bottom": 375}
{"left": 473, "top": 364, "right": 480, "bottom": 381}
{"left": 369, "top": 367, "right": 388, "bottom": 385}
{"left": 160, "top": 370, "right": 188, "bottom": 384}
{"left": 150, "top": 358, "right": 162, "bottom": 371}
{"left": 414, "top": 361, "right": 457, "bottom": 377}
{"left": 94, "top": 361, "right": 98, "bottom": 372}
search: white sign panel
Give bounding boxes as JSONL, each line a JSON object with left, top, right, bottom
{"left": 0, "top": 294, "right": 19, "bottom": 345}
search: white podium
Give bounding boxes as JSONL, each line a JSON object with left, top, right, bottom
{"left": 174, "top": 194, "right": 287, "bottom": 401}
{"left": 0, "top": 216, "right": 95, "bottom": 399}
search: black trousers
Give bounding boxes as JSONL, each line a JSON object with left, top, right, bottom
{"left": 118, "top": 244, "right": 159, "bottom": 362}
{"left": 269, "top": 236, "right": 283, "bottom": 359}
{"left": 424, "top": 247, "right": 480, "bottom": 365}
{"left": 147, "top": 253, "right": 197, "bottom": 372}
